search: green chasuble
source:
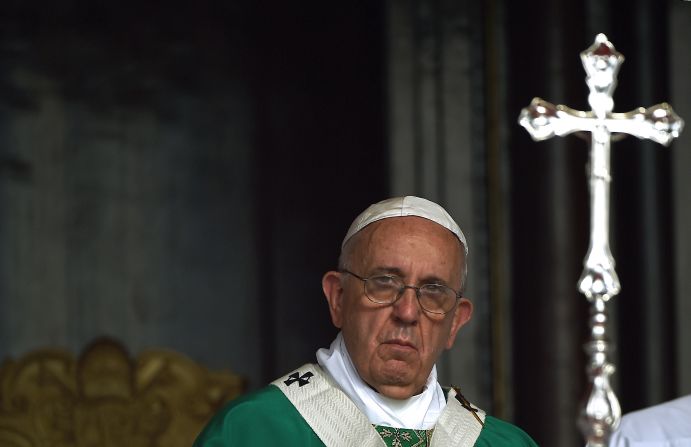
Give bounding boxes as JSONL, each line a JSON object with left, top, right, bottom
{"left": 194, "top": 385, "right": 537, "bottom": 447}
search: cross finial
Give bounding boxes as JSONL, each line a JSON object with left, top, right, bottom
{"left": 582, "top": 33, "right": 624, "bottom": 117}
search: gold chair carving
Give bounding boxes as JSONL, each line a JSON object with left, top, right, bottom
{"left": 0, "top": 337, "right": 244, "bottom": 447}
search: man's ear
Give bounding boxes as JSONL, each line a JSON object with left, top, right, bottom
{"left": 322, "top": 271, "right": 344, "bottom": 328}
{"left": 445, "top": 297, "right": 473, "bottom": 349}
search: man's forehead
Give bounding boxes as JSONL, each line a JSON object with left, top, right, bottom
{"left": 361, "top": 215, "right": 457, "bottom": 242}
{"left": 352, "top": 217, "right": 464, "bottom": 262}
{"left": 352, "top": 217, "right": 464, "bottom": 281}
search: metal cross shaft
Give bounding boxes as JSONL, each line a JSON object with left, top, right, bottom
{"left": 518, "top": 33, "right": 683, "bottom": 446}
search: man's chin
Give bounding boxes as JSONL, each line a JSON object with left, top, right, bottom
{"left": 371, "top": 362, "right": 425, "bottom": 399}
{"left": 375, "top": 382, "right": 421, "bottom": 400}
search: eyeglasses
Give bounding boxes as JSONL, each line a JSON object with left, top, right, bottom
{"left": 341, "top": 269, "right": 461, "bottom": 315}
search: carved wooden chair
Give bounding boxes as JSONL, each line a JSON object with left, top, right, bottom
{"left": 0, "top": 337, "right": 244, "bottom": 447}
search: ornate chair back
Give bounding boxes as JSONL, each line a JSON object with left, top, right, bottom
{"left": 0, "top": 337, "right": 244, "bottom": 447}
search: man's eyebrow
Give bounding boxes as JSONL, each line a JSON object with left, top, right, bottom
{"left": 369, "top": 266, "right": 405, "bottom": 276}
{"left": 368, "top": 267, "right": 449, "bottom": 286}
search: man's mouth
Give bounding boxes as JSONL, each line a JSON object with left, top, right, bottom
{"left": 384, "top": 339, "right": 416, "bottom": 350}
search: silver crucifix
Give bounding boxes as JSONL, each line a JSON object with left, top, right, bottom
{"left": 518, "top": 33, "right": 683, "bottom": 447}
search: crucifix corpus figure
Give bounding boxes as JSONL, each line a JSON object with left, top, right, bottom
{"left": 518, "top": 33, "right": 684, "bottom": 447}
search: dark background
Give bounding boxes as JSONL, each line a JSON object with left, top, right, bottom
{"left": 1, "top": 1, "right": 689, "bottom": 445}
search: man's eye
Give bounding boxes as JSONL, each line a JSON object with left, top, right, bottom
{"left": 370, "top": 276, "right": 398, "bottom": 287}
{"left": 423, "top": 284, "right": 447, "bottom": 295}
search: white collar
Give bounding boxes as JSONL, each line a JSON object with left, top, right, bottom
{"left": 316, "top": 332, "right": 446, "bottom": 429}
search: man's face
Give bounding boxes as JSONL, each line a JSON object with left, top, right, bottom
{"left": 322, "top": 216, "right": 472, "bottom": 399}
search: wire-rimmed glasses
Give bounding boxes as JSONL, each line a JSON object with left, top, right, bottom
{"left": 341, "top": 269, "right": 461, "bottom": 315}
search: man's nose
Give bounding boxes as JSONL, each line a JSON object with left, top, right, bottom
{"left": 392, "top": 286, "right": 420, "bottom": 323}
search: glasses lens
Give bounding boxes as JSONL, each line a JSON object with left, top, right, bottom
{"left": 365, "top": 275, "right": 402, "bottom": 304}
{"left": 419, "top": 284, "right": 456, "bottom": 314}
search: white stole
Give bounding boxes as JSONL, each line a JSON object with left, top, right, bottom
{"left": 272, "top": 364, "right": 485, "bottom": 447}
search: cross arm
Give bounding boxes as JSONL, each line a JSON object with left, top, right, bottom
{"left": 606, "top": 103, "right": 684, "bottom": 146}
{"left": 518, "top": 97, "right": 593, "bottom": 141}
{"left": 519, "top": 98, "right": 684, "bottom": 146}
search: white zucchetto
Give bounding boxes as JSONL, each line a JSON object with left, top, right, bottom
{"left": 342, "top": 196, "right": 467, "bottom": 255}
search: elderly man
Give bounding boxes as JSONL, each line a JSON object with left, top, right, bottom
{"left": 195, "top": 196, "right": 537, "bottom": 446}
